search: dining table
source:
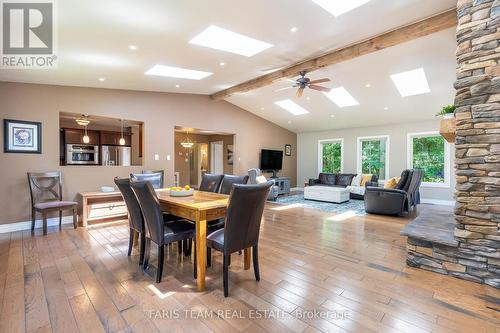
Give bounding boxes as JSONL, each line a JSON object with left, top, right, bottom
{"left": 156, "top": 189, "right": 251, "bottom": 291}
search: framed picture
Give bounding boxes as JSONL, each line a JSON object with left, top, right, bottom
{"left": 227, "top": 144, "right": 234, "bottom": 165}
{"left": 4, "top": 119, "right": 42, "bottom": 154}
{"left": 285, "top": 144, "right": 291, "bottom": 156}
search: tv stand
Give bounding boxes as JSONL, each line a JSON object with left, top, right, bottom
{"left": 270, "top": 170, "right": 279, "bottom": 178}
{"left": 272, "top": 177, "right": 291, "bottom": 195}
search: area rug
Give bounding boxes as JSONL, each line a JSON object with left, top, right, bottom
{"left": 275, "top": 194, "right": 367, "bottom": 216}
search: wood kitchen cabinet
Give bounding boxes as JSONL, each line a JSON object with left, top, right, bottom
{"left": 63, "top": 128, "right": 99, "bottom": 144}
{"left": 100, "top": 131, "right": 131, "bottom": 146}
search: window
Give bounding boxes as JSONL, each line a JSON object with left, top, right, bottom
{"left": 357, "top": 136, "right": 389, "bottom": 180}
{"left": 408, "top": 132, "right": 450, "bottom": 187}
{"left": 318, "top": 139, "right": 343, "bottom": 173}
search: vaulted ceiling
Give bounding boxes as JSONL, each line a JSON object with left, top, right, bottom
{"left": 0, "top": 0, "right": 457, "bottom": 132}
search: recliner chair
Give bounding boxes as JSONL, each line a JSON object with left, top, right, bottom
{"left": 364, "top": 169, "right": 423, "bottom": 216}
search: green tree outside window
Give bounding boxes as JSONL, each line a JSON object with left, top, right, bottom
{"left": 321, "top": 142, "right": 342, "bottom": 173}
{"left": 361, "top": 139, "right": 386, "bottom": 179}
{"left": 412, "top": 136, "right": 445, "bottom": 183}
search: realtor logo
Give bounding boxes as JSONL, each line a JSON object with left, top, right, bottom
{"left": 1, "top": 0, "right": 57, "bottom": 68}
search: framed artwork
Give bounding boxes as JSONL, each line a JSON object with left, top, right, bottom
{"left": 227, "top": 144, "right": 234, "bottom": 165}
{"left": 285, "top": 144, "right": 292, "bottom": 156}
{"left": 3, "top": 119, "right": 42, "bottom": 154}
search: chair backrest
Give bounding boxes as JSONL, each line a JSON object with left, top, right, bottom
{"left": 406, "top": 169, "right": 423, "bottom": 195}
{"left": 131, "top": 171, "right": 164, "bottom": 189}
{"left": 199, "top": 173, "right": 224, "bottom": 192}
{"left": 219, "top": 174, "right": 249, "bottom": 194}
{"left": 27, "top": 171, "right": 63, "bottom": 207}
{"left": 247, "top": 168, "right": 261, "bottom": 184}
{"left": 142, "top": 170, "right": 164, "bottom": 188}
{"left": 223, "top": 181, "right": 273, "bottom": 254}
{"left": 130, "top": 180, "right": 164, "bottom": 244}
{"left": 396, "top": 169, "right": 412, "bottom": 191}
{"left": 114, "top": 177, "right": 144, "bottom": 232}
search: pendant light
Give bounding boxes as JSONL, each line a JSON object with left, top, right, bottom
{"left": 119, "top": 119, "right": 125, "bottom": 145}
{"left": 180, "top": 131, "right": 194, "bottom": 148}
{"left": 82, "top": 124, "right": 90, "bottom": 143}
{"left": 76, "top": 115, "right": 90, "bottom": 144}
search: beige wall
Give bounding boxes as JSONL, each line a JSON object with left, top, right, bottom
{"left": 298, "top": 120, "right": 455, "bottom": 202}
{"left": 0, "top": 82, "right": 296, "bottom": 225}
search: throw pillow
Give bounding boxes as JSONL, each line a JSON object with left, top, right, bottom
{"left": 256, "top": 175, "right": 268, "bottom": 184}
{"left": 360, "top": 174, "right": 373, "bottom": 187}
{"left": 384, "top": 177, "right": 399, "bottom": 189}
{"left": 351, "top": 174, "right": 362, "bottom": 186}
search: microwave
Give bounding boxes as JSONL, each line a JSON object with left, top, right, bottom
{"left": 66, "top": 144, "right": 99, "bottom": 165}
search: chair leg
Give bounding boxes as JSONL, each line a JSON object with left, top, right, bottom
{"left": 223, "top": 254, "right": 229, "bottom": 297}
{"left": 143, "top": 238, "right": 151, "bottom": 270}
{"left": 253, "top": 245, "right": 260, "bottom": 281}
{"left": 72, "top": 208, "right": 78, "bottom": 229}
{"left": 31, "top": 209, "right": 36, "bottom": 230}
{"left": 227, "top": 254, "right": 231, "bottom": 266}
{"left": 59, "top": 211, "right": 63, "bottom": 229}
{"left": 177, "top": 241, "right": 183, "bottom": 255}
{"left": 42, "top": 211, "right": 47, "bottom": 235}
{"left": 184, "top": 238, "right": 192, "bottom": 257}
{"left": 207, "top": 247, "right": 212, "bottom": 267}
{"left": 127, "top": 228, "right": 134, "bottom": 256}
{"left": 156, "top": 245, "right": 164, "bottom": 283}
{"left": 139, "top": 233, "right": 146, "bottom": 265}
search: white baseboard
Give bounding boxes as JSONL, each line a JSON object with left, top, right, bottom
{"left": 421, "top": 198, "right": 455, "bottom": 206}
{"left": 291, "top": 187, "right": 304, "bottom": 191}
{"left": 0, "top": 216, "right": 75, "bottom": 234}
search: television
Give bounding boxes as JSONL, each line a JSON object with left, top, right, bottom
{"left": 260, "top": 149, "right": 283, "bottom": 177}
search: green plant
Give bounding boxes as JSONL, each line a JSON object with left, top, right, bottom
{"left": 436, "top": 104, "right": 456, "bottom": 117}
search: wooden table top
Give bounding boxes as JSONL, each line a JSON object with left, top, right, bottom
{"left": 156, "top": 189, "right": 229, "bottom": 211}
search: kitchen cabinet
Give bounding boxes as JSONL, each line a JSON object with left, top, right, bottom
{"left": 100, "top": 131, "right": 131, "bottom": 146}
{"left": 63, "top": 128, "right": 99, "bottom": 144}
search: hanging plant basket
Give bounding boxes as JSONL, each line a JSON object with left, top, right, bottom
{"left": 439, "top": 114, "right": 456, "bottom": 143}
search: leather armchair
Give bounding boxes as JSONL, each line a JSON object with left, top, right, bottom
{"left": 248, "top": 168, "right": 279, "bottom": 201}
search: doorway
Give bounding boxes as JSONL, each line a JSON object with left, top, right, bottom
{"left": 210, "top": 141, "right": 224, "bottom": 174}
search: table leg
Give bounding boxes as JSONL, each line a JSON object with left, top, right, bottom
{"left": 82, "top": 198, "right": 88, "bottom": 227}
{"left": 244, "top": 248, "right": 251, "bottom": 270}
{"left": 195, "top": 211, "right": 207, "bottom": 291}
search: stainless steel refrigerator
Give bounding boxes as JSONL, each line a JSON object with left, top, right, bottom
{"left": 101, "top": 145, "right": 131, "bottom": 166}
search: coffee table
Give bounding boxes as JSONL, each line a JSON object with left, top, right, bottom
{"left": 304, "top": 186, "right": 350, "bottom": 203}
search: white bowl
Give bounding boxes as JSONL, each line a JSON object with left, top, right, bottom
{"left": 169, "top": 188, "right": 194, "bottom": 197}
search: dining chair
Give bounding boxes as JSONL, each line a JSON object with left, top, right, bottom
{"left": 130, "top": 180, "right": 196, "bottom": 283}
{"left": 114, "top": 177, "right": 147, "bottom": 265}
{"left": 207, "top": 181, "right": 273, "bottom": 297}
{"left": 27, "top": 171, "right": 78, "bottom": 235}
{"left": 130, "top": 170, "right": 164, "bottom": 189}
{"left": 199, "top": 173, "right": 224, "bottom": 192}
{"left": 219, "top": 174, "right": 249, "bottom": 195}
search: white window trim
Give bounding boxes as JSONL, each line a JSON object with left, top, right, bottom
{"left": 356, "top": 135, "right": 390, "bottom": 181}
{"left": 318, "top": 138, "right": 344, "bottom": 174}
{"left": 407, "top": 131, "right": 451, "bottom": 188}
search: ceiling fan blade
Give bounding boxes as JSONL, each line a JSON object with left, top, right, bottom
{"left": 309, "top": 85, "right": 331, "bottom": 92}
{"left": 296, "top": 88, "right": 304, "bottom": 98}
{"left": 274, "top": 86, "right": 295, "bottom": 92}
{"left": 309, "top": 78, "right": 331, "bottom": 84}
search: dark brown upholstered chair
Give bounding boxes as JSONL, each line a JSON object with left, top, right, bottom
{"left": 207, "top": 181, "right": 273, "bottom": 297}
{"left": 27, "top": 171, "right": 77, "bottom": 235}
{"left": 199, "top": 173, "right": 223, "bottom": 193}
{"left": 131, "top": 170, "right": 164, "bottom": 189}
{"left": 114, "top": 177, "right": 147, "bottom": 265}
{"left": 130, "top": 180, "right": 196, "bottom": 283}
{"left": 219, "top": 174, "right": 249, "bottom": 195}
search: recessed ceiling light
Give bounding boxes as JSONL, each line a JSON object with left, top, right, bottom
{"left": 288, "top": 120, "right": 292, "bottom": 124}
{"left": 330, "top": 114, "right": 335, "bottom": 118}
{"left": 323, "top": 87, "right": 359, "bottom": 108}
{"left": 274, "top": 99, "right": 310, "bottom": 116}
{"left": 175, "top": 84, "right": 180, "bottom": 88}
{"left": 365, "top": 83, "right": 371, "bottom": 88}
{"left": 219, "top": 62, "right": 225, "bottom": 66}
{"left": 260, "top": 107, "right": 265, "bottom": 110}
{"left": 98, "top": 77, "right": 105, "bottom": 82}
{"left": 390, "top": 67, "right": 430, "bottom": 97}
{"left": 189, "top": 25, "right": 272, "bottom": 57}
{"left": 383, "top": 106, "right": 389, "bottom": 110}
{"left": 145, "top": 65, "right": 213, "bottom": 80}
{"left": 290, "top": 27, "right": 298, "bottom": 33}
{"left": 306, "top": 97, "right": 311, "bottom": 101}
{"left": 128, "top": 45, "right": 137, "bottom": 50}
{"left": 312, "top": 0, "right": 371, "bottom": 16}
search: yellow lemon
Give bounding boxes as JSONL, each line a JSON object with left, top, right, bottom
{"left": 184, "top": 185, "right": 190, "bottom": 191}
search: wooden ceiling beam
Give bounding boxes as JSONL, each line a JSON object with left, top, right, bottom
{"left": 210, "top": 9, "right": 457, "bottom": 100}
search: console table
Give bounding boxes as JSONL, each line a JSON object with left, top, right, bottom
{"left": 273, "top": 177, "right": 291, "bottom": 195}
{"left": 79, "top": 191, "right": 127, "bottom": 227}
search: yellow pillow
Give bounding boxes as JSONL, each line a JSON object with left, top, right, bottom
{"left": 360, "top": 174, "right": 373, "bottom": 187}
{"left": 384, "top": 177, "right": 399, "bottom": 189}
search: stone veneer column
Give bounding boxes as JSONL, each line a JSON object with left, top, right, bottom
{"left": 454, "top": 0, "right": 499, "bottom": 288}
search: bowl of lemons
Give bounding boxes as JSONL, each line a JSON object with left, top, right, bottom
{"left": 167, "top": 185, "right": 194, "bottom": 197}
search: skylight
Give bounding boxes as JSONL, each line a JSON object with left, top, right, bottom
{"left": 312, "top": 0, "right": 371, "bottom": 16}
{"left": 323, "top": 87, "right": 359, "bottom": 108}
{"left": 145, "top": 65, "right": 213, "bottom": 80}
{"left": 390, "top": 67, "right": 431, "bottom": 97}
{"left": 274, "top": 99, "right": 310, "bottom": 116}
{"left": 189, "top": 25, "right": 273, "bottom": 57}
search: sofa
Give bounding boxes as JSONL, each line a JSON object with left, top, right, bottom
{"left": 364, "top": 169, "right": 423, "bottom": 216}
{"left": 308, "top": 173, "right": 378, "bottom": 199}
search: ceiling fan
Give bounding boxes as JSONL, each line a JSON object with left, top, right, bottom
{"left": 275, "top": 71, "right": 331, "bottom": 98}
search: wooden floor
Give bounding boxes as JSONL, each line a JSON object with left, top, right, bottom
{"left": 0, "top": 203, "right": 499, "bottom": 333}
